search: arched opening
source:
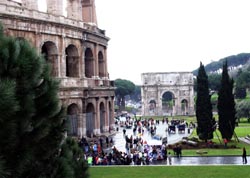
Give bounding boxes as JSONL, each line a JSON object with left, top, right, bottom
{"left": 162, "top": 91, "right": 175, "bottom": 115}
{"left": 41, "top": 41, "right": 58, "bottom": 76}
{"left": 98, "top": 51, "right": 105, "bottom": 78}
{"left": 86, "top": 103, "right": 95, "bottom": 137}
{"left": 65, "top": 44, "right": 79, "bottom": 77}
{"left": 99, "top": 102, "right": 105, "bottom": 133}
{"left": 84, "top": 48, "right": 94, "bottom": 78}
{"left": 149, "top": 100, "right": 156, "bottom": 114}
{"left": 67, "top": 104, "right": 79, "bottom": 136}
{"left": 181, "top": 99, "right": 188, "bottom": 115}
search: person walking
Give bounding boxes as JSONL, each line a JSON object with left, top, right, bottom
{"left": 168, "top": 152, "right": 172, "bottom": 165}
{"left": 223, "top": 138, "right": 228, "bottom": 148}
{"left": 242, "top": 147, "right": 247, "bottom": 164}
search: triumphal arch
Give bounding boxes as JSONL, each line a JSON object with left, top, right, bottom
{"left": 141, "top": 72, "right": 195, "bottom": 116}
{"left": 0, "top": 0, "right": 115, "bottom": 138}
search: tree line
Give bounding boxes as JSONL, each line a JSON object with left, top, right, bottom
{"left": 194, "top": 64, "right": 250, "bottom": 121}
{"left": 193, "top": 53, "right": 250, "bottom": 75}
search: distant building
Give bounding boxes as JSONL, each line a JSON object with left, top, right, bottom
{"left": 141, "top": 72, "right": 194, "bottom": 116}
{"left": 0, "top": 0, "right": 115, "bottom": 137}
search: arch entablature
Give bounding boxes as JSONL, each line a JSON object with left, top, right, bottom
{"left": 63, "top": 99, "right": 83, "bottom": 112}
{"left": 160, "top": 90, "right": 176, "bottom": 99}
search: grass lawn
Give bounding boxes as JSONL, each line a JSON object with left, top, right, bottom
{"left": 88, "top": 165, "right": 250, "bottom": 178}
{"left": 131, "top": 115, "right": 250, "bottom": 156}
{"left": 183, "top": 126, "right": 250, "bottom": 156}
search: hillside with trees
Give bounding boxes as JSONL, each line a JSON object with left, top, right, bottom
{"left": 193, "top": 53, "right": 250, "bottom": 75}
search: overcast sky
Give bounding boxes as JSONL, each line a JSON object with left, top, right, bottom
{"left": 35, "top": 0, "right": 250, "bottom": 84}
{"left": 95, "top": 0, "right": 250, "bottom": 84}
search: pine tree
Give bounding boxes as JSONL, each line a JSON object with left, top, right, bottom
{"left": 0, "top": 24, "right": 88, "bottom": 178}
{"left": 217, "top": 60, "right": 236, "bottom": 140}
{"left": 196, "top": 62, "right": 215, "bottom": 142}
{"left": 52, "top": 138, "right": 89, "bottom": 178}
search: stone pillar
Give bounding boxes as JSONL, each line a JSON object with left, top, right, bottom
{"left": 82, "top": 0, "right": 97, "bottom": 24}
{"left": 104, "top": 98, "right": 109, "bottom": 132}
{"left": 94, "top": 98, "right": 100, "bottom": 135}
{"left": 22, "top": 0, "right": 38, "bottom": 10}
{"left": 58, "top": 36, "right": 65, "bottom": 78}
{"left": 157, "top": 87, "right": 161, "bottom": 116}
{"left": 109, "top": 97, "right": 115, "bottom": 130}
{"left": 104, "top": 48, "right": 108, "bottom": 78}
{"left": 80, "top": 47, "right": 85, "bottom": 78}
{"left": 67, "top": 0, "right": 83, "bottom": 21}
{"left": 78, "top": 113, "right": 84, "bottom": 137}
{"left": 174, "top": 96, "right": 179, "bottom": 116}
{"left": 93, "top": 44, "right": 98, "bottom": 78}
{"left": 82, "top": 113, "right": 87, "bottom": 136}
{"left": 188, "top": 86, "right": 195, "bottom": 115}
{"left": 47, "top": 0, "right": 63, "bottom": 16}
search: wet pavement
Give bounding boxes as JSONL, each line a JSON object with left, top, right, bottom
{"left": 113, "top": 122, "right": 191, "bottom": 152}
{"left": 151, "top": 156, "right": 249, "bottom": 165}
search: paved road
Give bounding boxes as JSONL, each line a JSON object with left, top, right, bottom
{"left": 150, "top": 156, "right": 249, "bottom": 165}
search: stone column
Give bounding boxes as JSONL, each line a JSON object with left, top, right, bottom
{"left": 174, "top": 95, "right": 180, "bottom": 116}
{"left": 22, "top": 0, "right": 38, "bottom": 10}
{"left": 59, "top": 35, "right": 66, "bottom": 78}
{"left": 82, "top": 113, "right": 87, "bottom": 136}
{"left": 94, "top": 98, "right": 100, "bottom": 135}
{"left": 82, "top": 0, "right": 97, "bottom": 24}
{"left": 104, "top": 47, "right": 108, "bottom": 78}
{"left": 80, "top": 47, "right": 85, "bottom": 78}
{"left": 109, "top": 97, "right": 115, "bottom": 130}
{"left": 104, "top": 98, "right": 109, "bottom": 132}
{"left": 47, "top": 0, "right": 63, "bottom": 16}
{"left": 67, "top": 0, "right": 83, "bottom": 21}
{"left": 93, "top": 44, "right": 98, "bottom": 78}
{"left": 189, "top": 86, "right": 195, "bottom": 115}
{"left": 157, "top": 87, "right": 161, "bottom": 116}
{"left": 78, "top": 113, "right": 84, "bottom": 137}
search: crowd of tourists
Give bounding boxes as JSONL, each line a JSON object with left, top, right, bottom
{"left": 78, "top": 116, "right": 188, "bottom": 166}
{"left": 79, "top": 136, "right": 180, "bottom": 166}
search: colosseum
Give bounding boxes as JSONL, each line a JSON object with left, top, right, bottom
{"left": 0, "top": 0, "right": 115, "bottom": 138}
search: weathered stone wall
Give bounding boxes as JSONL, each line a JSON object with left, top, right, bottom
{"left": 141, "top": 72, "right": 195, "bottom": 116}
{"left": 0, "top": 0, "right": 115, "bottom": 138}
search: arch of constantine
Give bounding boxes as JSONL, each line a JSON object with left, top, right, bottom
{"left": 141, "top": 72, "right": 195, "bottom": 116}
{"left": 0, "top": 0, "right": 115, "bottom": 138}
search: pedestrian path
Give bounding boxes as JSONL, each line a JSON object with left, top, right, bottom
{"left": 239, "top": 137, "right": 250, "bottom": 144}
{"left": 113, "top": 122, "right": 192, "bottom": 152}
{"left": 150, "top": 156, "right": 249, "bottom": 165}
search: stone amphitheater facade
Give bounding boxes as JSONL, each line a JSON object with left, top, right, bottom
{"left": 0, "top": 0, "right": 115, "bottom": 138}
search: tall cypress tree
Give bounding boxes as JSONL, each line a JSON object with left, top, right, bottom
{"left": 196, "top": 62, "right": 215, "bottom": 142}
{"left": 218, "top": 60, "right": 236, "bottom": 140}
{"left": 0, "top": 25, "right": 88, "bottom": 178}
